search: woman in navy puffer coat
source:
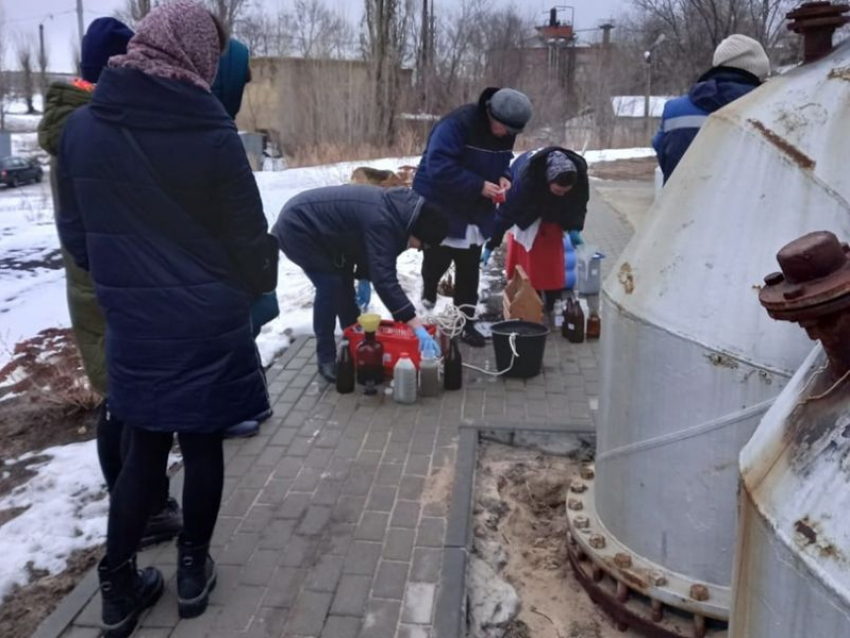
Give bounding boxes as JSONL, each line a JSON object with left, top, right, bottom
{"left": 57, "top": 2, "right": 276, "bottom": 632}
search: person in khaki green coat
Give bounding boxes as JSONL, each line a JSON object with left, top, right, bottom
{"left": 37, "top": 17, "right": 182, "bottom": 548}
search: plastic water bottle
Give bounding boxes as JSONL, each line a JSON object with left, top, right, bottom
{"left": 393, "top": 353, "right": 418, "bottom": 404}
{"left": 419, "top": 354, "right": 440, "bottom": 397}
{"left": 553, "top": 299, "right": 565, "bottom": 330}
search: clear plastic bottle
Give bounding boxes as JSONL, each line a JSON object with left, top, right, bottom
{"left": 393, "top": 353, "right": 418, "bottom": 404}
{"left": 419, "top": 354, "right": 440, "bottom": 397}
{"left": 553, "top": 299, "right": 565, "bottom": 330}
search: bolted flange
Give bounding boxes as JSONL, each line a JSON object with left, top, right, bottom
{"left": 760, "top": 231, "right": 850, "bottom": 377}
{"left": 786, "top": 1, "right": 850, "bottom": 62}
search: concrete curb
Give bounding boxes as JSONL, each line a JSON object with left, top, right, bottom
{"left": 434, "top": 420, "right": 594, "bottom": 638}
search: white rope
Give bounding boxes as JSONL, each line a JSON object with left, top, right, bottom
{"left": 429, "top": 303, "right": 520, "bottom": 377}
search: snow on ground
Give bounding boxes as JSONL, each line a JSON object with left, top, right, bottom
{"left": 0, "top": 441, "right": 107, "bottom": 598}
{"left": 0, "top": 442, "right": 182, "bottom": 599}
{"left": 0, "top": 146, "right": 651, "bottom": 591}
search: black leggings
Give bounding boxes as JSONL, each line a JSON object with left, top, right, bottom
{"left": 421, "top": 245, "right": 482, "bottom": 318}
{"left": 96, "top": 403, "right": 170, "bottom": 513}
{"left": 106, "top": 426, "right": 224, "bottom": 565}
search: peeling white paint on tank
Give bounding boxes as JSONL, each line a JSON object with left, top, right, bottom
{"left": 595, "top": 38, "right": 850, "bottom": 602}
{"left": 732, "top": 344, "right": 850, "bottom": 636}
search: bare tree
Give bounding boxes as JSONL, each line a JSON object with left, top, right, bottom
{"left": 363, "top": 0, "right": 411, "bottom": 144}
{"left": 0, "top": 3, "right": 6, "bottom": 131}
{"left": 116, "top": 0, "right": 152, "bottom": 28}
{"left": 292, "top": 0, "right": 354, "bottom": 59}
{"left": 236, "top": 9, "right": 293, "bottom": 57}
{"left": 17, "top": 36, "right": 36, "bottom": 114}
{"left": 206, "top": 0, "right": 250, "bottom": 32}
{"left": 630, "top": 0, "right": 795, "bottom": 89}
{"left": 37, "top": 33, "right": 49, "bottom": 106}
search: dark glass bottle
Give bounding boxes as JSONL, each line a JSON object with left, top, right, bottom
{"left": 444, "top": 338, "right": 463, "bottom": 391}
{"left": 356, "top": 330, "right": 384, "bottom": 395}
{"left": 336, "top": 339, "right": 355, "bottom": 394}
{"left": 586, "top": 312, "right": 601, "bottom": 340}
{"left": 563, "top": 295, "right": 585, "bottom": 343}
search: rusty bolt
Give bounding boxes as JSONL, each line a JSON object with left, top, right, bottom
{"left": 580, "top": 465, "right": 595, "bottom": 480}
{"left": 690, "top": 584, "right": 710, "bottom": 601}
{"left": 614, "top": 553, "right": 632, "bottom": 568}
{"left": 764, "top": 271, "right": 785, "bottom": 286}
{"left": 570, "top": 480, "right": 587, "bottom": 494}
{"left": 783, "top": 285, "right": 806, "bottom": 300}
{"left": 648, "top": 570, "right": 668, "bottom": 587}
{"left": 589, "top": 534, "right": 606, "bottom": 549}
{"left": 568, "top": 498, "right": 584, "bottom": 511}
{"left": 573, "top": 515, "right": 590, "bottom": 529}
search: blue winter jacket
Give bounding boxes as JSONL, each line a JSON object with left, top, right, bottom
{"left": 653, "top": 67, "right": 761, "bottom": 182}
{"left": 488, "top": 146, "right": 589, "bottom": 250}
{"left": 56, "top": 67, "right": 273, "bottom": 433}
{"left": 212, "top": 38, "right": 250, "bottom": 120}
{"left": 272, "top": 185, "right": 422, "bottom": 323}
{"left": 412, "top": 87, "right": 516, "bottom": 239}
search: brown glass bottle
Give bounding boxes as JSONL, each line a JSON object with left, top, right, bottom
{"left": 356, "top": 331, "right": 384, "bottom": 395}
{"left": 444, "top": 338, "right": 463, "bottom": 391}
{"left": 336, "top": 339, "right": 355, "bottom": 394}
{"left": 563, "top": 296, "right": 585, "bottom": 343}
{"left": 586, "top": 312, "right": 601, "bottom": 340}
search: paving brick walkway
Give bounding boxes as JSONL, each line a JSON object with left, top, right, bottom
{"left": 38, "top": 189, "right": 634, "bottom": 638}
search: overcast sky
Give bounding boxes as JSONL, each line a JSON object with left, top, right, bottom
{"left": 5, "top": 0, "right": 627, "bottom": 73}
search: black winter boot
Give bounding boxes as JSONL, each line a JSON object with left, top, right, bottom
{"left": 177, "top": 539, "right": 217, "bottom": 619}
{"left": 139, "top": 497, "right": 183, "bottom": 549}
{"left": 98, "top": 556, "right": 164, "bottom": 638}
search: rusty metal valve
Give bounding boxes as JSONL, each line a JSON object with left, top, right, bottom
{"left": 760, "top": 231, "right": 850, "bottom": 377}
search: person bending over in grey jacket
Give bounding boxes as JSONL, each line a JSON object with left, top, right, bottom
{"left": 272, "top": 185, "right": 448, "bottom": 383}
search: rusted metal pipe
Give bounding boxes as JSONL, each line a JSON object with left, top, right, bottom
{"left": 786, "top": 1, "right": 850, "bottom": 63}
{"left": 760, "top": 231, "right": 850, "bottom": 378}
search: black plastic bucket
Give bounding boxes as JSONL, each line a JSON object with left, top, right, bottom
{"left": 490, "top": 320, "right": 549, "bottom": 378}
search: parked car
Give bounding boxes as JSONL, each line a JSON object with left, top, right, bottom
{"left": 0, "top": 156, "right": 43, "bottom": 188}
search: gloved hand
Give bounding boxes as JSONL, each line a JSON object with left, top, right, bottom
{"left": 568, "top": 230, "right": 584, "bottom": 246}
{"left": 480, "top": 247, "right": 493, "bottom": 266}
{"left": 414, "top": 326, "right": 441, "bottom": 358}
{"left": 356, "top": 279, "right": 372, "bottom": 309}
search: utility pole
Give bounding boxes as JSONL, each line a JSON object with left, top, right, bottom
{"left": 76, "top": 0, "right": 85, "bottom": 48}
{"left": 39, "top": 24, "right": 45, "bottom": 65}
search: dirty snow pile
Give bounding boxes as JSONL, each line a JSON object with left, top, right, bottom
{"left": 0, "top": 442, "right": 107, "bottom": 598}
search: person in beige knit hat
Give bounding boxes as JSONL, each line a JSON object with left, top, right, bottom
{"left": 653, "top": 34, "right": 770, "bottom": 182}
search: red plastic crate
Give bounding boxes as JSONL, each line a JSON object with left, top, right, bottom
{"left": 343, "top": 320, "right": 437, "bottom": 377}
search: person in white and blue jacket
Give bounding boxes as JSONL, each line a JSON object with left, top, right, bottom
{"left": 413, "top": 87, "right": 531, "bottom": 347}
{"left": 653, "top": 34, "right": 769, "bottom": 183}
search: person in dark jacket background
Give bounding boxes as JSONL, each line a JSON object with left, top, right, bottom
{"left": 413, "top": 87, "right": 531, "bottom": 347}
{"left": 653, "top": 34, "right": 769, "bottom": 182}
{"left": 57, "top": 2, "right": 276, "bottom": 633}
{"left": 209, "top": 36, "right": 275, "bottom": 440}
{"left": 483, "top": 147, "right": 589, "bottom": 309}
{"left": 211, "top": 37, "right": 250, "bottom": 119}
{"left": 272, "top": 185, "right": 448, "bottom": 383}
{"left": 37, "top": 16, "right": 183, "bottom": 550}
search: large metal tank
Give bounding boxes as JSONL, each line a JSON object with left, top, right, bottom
{"left": 566, "top": 36, "right": 850, "bottom": 635}
{"left": 730, "top": 228, "right": 850, "bottom": 636}
{"left": 732, "top": 343, "right": 850, "bottom": 635}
